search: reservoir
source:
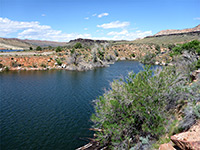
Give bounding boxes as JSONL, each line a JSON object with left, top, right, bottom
{"left": 0, "top": 61, "right": 158, "bottom": 150}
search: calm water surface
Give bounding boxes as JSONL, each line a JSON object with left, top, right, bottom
{"left": 0, "top": 61, "right": 158, "bottom": 150}
{"left": 0, "top": 50, "right": 24, "bottom": 52}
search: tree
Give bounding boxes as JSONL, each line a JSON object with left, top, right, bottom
{"left": 74, "top": 42, "right": 82, "bottom": 49}
{"left": 56, "top": 46, "right": 62, "bottom": 52}
{"left": 29, "top": 47, "right": 33, "bottom": 50}
{"left": 36, "top": 46, "right": 42, "bottom": 51}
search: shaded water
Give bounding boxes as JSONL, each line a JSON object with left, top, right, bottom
{"left": 0, "top": 61, "right": 158, "bottom": 150}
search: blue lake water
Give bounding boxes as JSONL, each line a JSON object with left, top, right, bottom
{"left": 0, "top": 61, "right": 160, "bottom": 150}
{"left": 0, "top": 50, "right": 24, "bottom": 52}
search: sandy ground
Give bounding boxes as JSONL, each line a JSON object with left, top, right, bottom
{"left": 0, "top": 51, "right": 54, "bottom": 56}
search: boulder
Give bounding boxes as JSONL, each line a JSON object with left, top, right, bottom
{"left": 171, "top": 121, "right": 200, "bottom": 150}
{"left": 159, "top": 143, "right": 175, "bottom": 150}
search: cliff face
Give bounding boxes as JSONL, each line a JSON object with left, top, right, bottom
{"left": 154, "top": 24, "right": 200, "bottom": 36}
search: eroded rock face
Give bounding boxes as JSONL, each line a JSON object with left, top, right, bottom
{"left": 159, "top": 143, "right": 176, "bottom": 150}
{"left": 155, "top": 25, "right": 200, "bottom": 36}
{"left": 171, "top": 121, "right": 200, "bottom": 150}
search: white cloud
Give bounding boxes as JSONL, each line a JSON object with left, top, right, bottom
{"left": 107, "top": 29, "right": 152, "bottom": 40}
{"left": 0, "top": 17, "right": 152, "bottom": 42}
{"left": 41, "top": 14, "right": 46, "bottom": 17}
{"left": 92, "top": 14, "right": 97, "bottom": 17}
{"left": 97, "top": 21, "right": 130, "bottom": 29}
{"left": 194, "top": 17, "right": 200, "bottom": 20}
{"left": 84, "top": 28, "right": 88, "bottom": 30}
{"left": 98, "top": 13, "right": 109, "bottom": 18}
{"left": 0, "top": 17, "right": 91, "bottom": 41}
{"left": 84, "top": 17, "right": 89, "bottom": 20}
{"left": 107, "top": 30, "right": 128, "bottom": 36}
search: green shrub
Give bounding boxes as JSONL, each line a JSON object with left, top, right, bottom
{"left": 91, "top": 66, "right": 187, "bottom": 149}
{"left": 155, "top": 45, "right": 161, "bottom": 53}
{"left": 0, "top": 63, "right": 3, "bottom": 68}
{"left": 56, "top": 58, "right": 62, "bottom": 66}
{"left": 74, "top": 42, "right": 82, "bottom": 49}
{"left": 5, "top": 66, "right": 9, "bottom": 71}
{"left": 141, "top": 52, "right": 156, "bottom": 64}
{"left": 56, "top": 46, "right": 62, "bottom": 52}
{"left": 170, "top": 40, "right": 200, "bottom": 56}
{"left": 195, "top": 59, "right": 200, "bottom": 69}
{"left": 98, "top": 49, "right": 105, "bottom": 60}
{"left": 168, "top": 44, "right": 176, "bottom": 50}
{"left": 36, "top": 46, "right": 42, "bottom": 51}
{"left": 130, "top": 53, "right": 135, "bottom": 57}
{"left": 114, "top": 50, "right": 119, "bottom": 57}
{"left": 40, "top": 63, "right": 46, "bottom": 68}
{"left": 70, "top": 48, "right": 75, "bottom": 55}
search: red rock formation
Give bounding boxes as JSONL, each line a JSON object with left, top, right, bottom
{"left": 155, "top": 25, "right": 200, "bottom": 36}
{"left": 171, "top": 121, "right": 200, "bottom": 150}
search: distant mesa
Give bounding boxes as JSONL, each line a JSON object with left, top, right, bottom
{"left": 153, "top": 24, "right": 200, "bottom": 36}
{"left": 69, "top": 38, "right": 108, "bottom": 44}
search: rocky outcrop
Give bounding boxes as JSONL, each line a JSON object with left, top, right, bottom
{"left": 69, "top": 38, "right": 108, "bottom": 44}
{"left": 159, "top": 143, "right": 176, "bottom": 150}
{"left": 171, "top": 121, "right": 200, "bottom": 150}
{"left": 159, "top": 121, "right": 200, "bottom": 150}
{"left": 154, "top": 25, "right": 200, "bottom": 36}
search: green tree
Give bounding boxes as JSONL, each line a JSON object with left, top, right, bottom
{"left": 36, "top": 46, "right": 42, "bottom": 51}
{"left": 74, "top": 42, "right": 82, "bottom": 49}
{"left": 29, "top": 47, "right": 33, "bottom": 50}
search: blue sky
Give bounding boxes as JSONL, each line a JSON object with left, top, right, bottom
{"left": 0, "top": 0, "right": 199, "bottom": 42}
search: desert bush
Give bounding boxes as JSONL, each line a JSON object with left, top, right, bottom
{"left": 98, "top": 49, "right": 105, "bottom": 61}
{"left": 40, "top": 63, "right": 46, "bottom": 68}
{"left": 130, "top": 53, "right": 135, "bottom": 57}
{"left": 0, "top": 63, "right": 3, "bottom": 68}
{"left": 70, "top": 48, "right": 75, "bottom": 55}
{"left": 69, "top": 52, "right": 81, "bottom": 66}
{"left": 11, "top": 62, "right": 19, "bottom": 67}
{"left": 155, "top": 45, "right": 161, "bottom": 53}
{"left": 195, "top": 59, "right": 200, "bottom": 69}
{"left": 36, "top": 46, "right": 42, "bottom": 51}
{"left": 56, "top": 46, "right": 62, "bottom": 52}
{"left": 56, "top": 58, "right": 62, "bottom": 66}
{"left": 74, "top": 42, "right": 82, "bottom": 49}
{"left": 141, "top": 52, "right": 156, "bottom": 64}
{"left": 91, "top": 65, "right": 188, "bottom": 149}
{"left": 114, "top": 50, "right": 119, "bottom": 57}
{"left": 170, "top": 40, "right": 200, "bottom": 56}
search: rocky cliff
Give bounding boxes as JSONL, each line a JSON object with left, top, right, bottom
{"left": 154, "top": 24, "right": 200, "bottom": 36}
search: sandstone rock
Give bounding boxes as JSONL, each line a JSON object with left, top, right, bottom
{"left": 155, "top": 25, "right": 200, "bottom": 36}
{"left": 171, "top": 121, "right": 200, "bottom": 150}
{"left": 159, "top": 143, "right": 175, "bottom": 150}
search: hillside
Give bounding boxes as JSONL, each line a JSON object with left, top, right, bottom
{"left": 0, "top": 37, "right": 67, "bottom": 50}
{"left": 0, "top": 38, "right": 34, "bottom": 50}
{"left": 23, "top": 39, "right": 66, "bottom": 47}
